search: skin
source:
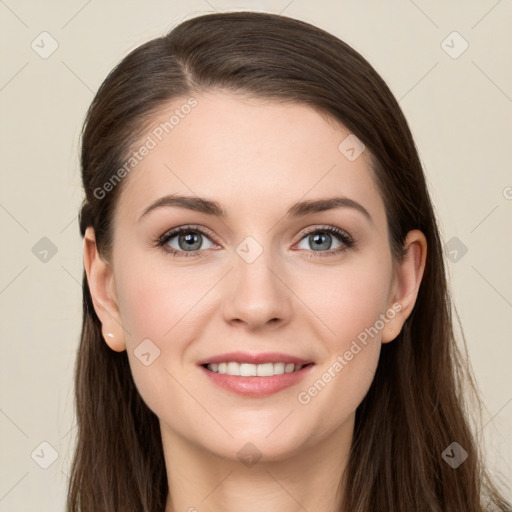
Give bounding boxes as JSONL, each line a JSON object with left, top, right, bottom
{"left": 83, "top": 91, "right": 427, "bottom": 512}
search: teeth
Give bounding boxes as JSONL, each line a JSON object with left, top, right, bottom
{"left": 206, "top": 362, "right": 306, "bottom": 376}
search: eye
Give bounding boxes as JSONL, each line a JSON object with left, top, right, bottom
{"left": 295, "top": 226, "right": 355, "bottom": 257}
{"left": 156, "top": 225, "right": 217, "bottom": 257}
{"left": 155, "top": 224, "right": 356, "bottom": 258}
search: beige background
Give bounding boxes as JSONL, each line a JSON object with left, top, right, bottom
{"left": 1, "top": 0, "right": 511, "bottom": 509}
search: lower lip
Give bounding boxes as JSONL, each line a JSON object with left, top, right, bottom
{"left": 199, "top": 364, "right": 314, "bottom": 397}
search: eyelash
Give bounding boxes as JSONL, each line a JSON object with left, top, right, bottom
{"left": 155, "top": 224, "right": 356, "bottom": 259}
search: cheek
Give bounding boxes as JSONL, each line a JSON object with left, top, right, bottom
{"left": 297, "top": 253, "right": 393, "bottom": 347}
{"left": 114, "top": 254, "right": 214, "bottom": 343}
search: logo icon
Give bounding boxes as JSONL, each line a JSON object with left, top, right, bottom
{"left": 236, "top": 236, "right": 263, "bottom": 264}
{"left": 442, "top": 442, "right": 468, "bottom": 469}
{"left": 237, "top": 442, "right": 262, "bottom": 468}
{"left": 31, "top": 32, "right": 59, "bottom": 59}
{"left": 31, "top": 441, "right": 59, "bottom": 469}
{"left": 32, "top": 237, "right": 58, "bottom": 263}
{"left": 441, "top": 31, "right": 469, "bottom": 59}
{"left": 134, "top": 338, "right": 161, "bottom": 366}
{"left": 338, "top": 134, "right": 365, "bottom": 161}
{"left": 444, "top": 236, "right": 468, "bottom": 263}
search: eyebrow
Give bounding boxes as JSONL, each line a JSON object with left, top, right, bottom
{"left": 138, "top": 194, "right": 374, "bottom": 225}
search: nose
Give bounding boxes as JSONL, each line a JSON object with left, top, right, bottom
{"left": 222, "top": 246, "right": 293, "bottom": 331}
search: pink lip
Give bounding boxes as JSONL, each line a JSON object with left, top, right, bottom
{"left": 197, "top": 351, "right": 312, "bottom": 366}
{"left": 199, "top": 363, "right": 314, "bottom": 397}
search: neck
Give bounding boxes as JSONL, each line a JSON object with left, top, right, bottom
{"left": 162, "top": 415, "right": 353, "bottom": 512}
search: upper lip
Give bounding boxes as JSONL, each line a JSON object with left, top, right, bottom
{"left": 197, "top": 351, "right": 313, "bottom": 366}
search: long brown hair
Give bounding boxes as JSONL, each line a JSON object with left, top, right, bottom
{"left": 68, "top": 11, "right": 511, "bottom": 511}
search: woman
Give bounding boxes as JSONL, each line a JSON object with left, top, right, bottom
{"left": 69, "top": 10, "right": 511, "bottom": 512}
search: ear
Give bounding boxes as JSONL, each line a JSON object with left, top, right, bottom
{"left": 83, "top": 226, "right": 126, "bottom": 352}
{"left": 381, "top": 229, "right": 427, "bottom": 343}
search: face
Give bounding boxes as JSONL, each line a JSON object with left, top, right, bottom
{"left": 86, "top": 91, "right": 424, "bottom": 463}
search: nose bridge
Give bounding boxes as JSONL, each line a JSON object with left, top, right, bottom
{"left": 223, "top": 234, "right": 291, "bottom": 328}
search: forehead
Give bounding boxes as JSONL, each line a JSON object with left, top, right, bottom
{"left": 114, "top": 91, "right": 385, "bottom": 227}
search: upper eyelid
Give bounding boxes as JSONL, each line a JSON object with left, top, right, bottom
{"left": 160, "top": 224, "right": 219, "bottom": 243}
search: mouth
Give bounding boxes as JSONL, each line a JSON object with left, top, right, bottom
{"left": 199, "top": 361, "right": 315, "bottom": 397}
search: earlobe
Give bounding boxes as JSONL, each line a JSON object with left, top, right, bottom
{"left": 381, "top": 229, "right": 427, "bottom": 344}
{"left": 83, "top": 226, "right": 127, "bottom": 352}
